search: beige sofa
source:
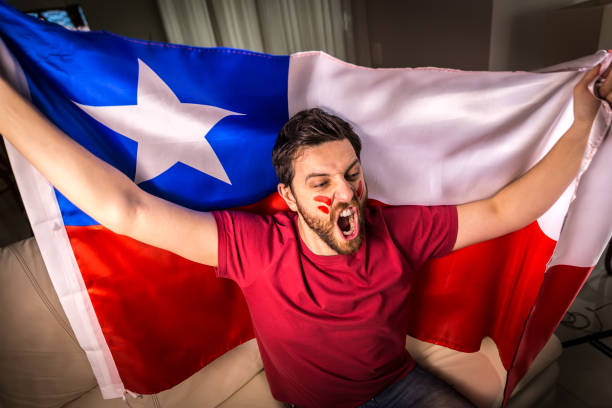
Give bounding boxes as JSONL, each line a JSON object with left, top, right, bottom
{"left": 0, "top": 237, "right": 562, "bottom": 408}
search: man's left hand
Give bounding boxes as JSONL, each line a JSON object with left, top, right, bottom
{"left": 574, "top": 64, "right": 612, "bottom": 126}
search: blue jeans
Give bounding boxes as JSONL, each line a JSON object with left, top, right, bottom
{"left": 357, "top": 365, "right": 475, "bottom": 408}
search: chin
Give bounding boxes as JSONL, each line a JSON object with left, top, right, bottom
{"left": 331, "top": 234, "right": 364, "bottom": 255}
{"left": 296, "top": 192, "right": 368, "bottom": 255}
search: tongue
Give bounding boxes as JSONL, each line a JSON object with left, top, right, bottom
{"left": 338, "top": 216, "right": 350, "bottom": 232}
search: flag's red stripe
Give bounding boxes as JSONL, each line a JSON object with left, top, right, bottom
{"left": 503, "top": 263, "right": 592, "bottom": 405}
{"left": 409, "top": 222, "right": 555, "bottom": 368}
{"left": 66, "top": 194, "right": 563, "bottom": 394}
{"left": 65, "top": 225, "right": 254, "bottom": 393}
{"left": 408, "top": 220, "right": 557, "bottom": 371}
{"left": 371, "top": 198, "right": 559, "bottom": 371}
{"left": 64, "top": 194, "right": 288, "bottom": 392}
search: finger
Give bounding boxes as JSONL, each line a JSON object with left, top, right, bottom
{"left": 598, "top": 65, "right": 612, "bottom": 97}
{"left": 580, "top": 64, "right": 601, "bottom": 86}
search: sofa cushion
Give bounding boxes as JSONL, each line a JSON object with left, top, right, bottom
{"left": 219, "top": 371, "right": 284, "bottom": 408}
{"left": 507, "top": 362, "right": 559, "bottom": 408}
{"left": 0, "top": 238, "right": 272, "bottom": 408}
{"left": 0, "top": 238, "right": 98, "bottom": 408}
{"left": 155, "top": 338, "right": 266, "bottom": 408}
{"left": 405, "top": 334, "right": 562, "bottom": 408}
{"left": 63, "top": 387, "right": 148, "bottom": 408}
{"left": 62, "top": 339, "right": 269, "bottom": 408}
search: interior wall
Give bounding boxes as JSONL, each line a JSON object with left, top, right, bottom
{"left": 599, "top": 5, "right": 612, "bottom": 50}
{"left": 8, "top": 0, "right": 605, "bottom": 72}
{"left": 489, "top": 0, "right": 603, "bottom": 71}
{"left": 6, "top": 0, "right": 167, "bottom": 42}
{"left": 360, "top": 0, "right": 492, "bottom": 70}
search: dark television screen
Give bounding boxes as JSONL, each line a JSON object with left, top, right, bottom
{"left": 27, "top": 4, "right": 89, "bottom": 31}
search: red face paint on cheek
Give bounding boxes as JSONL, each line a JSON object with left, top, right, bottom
{"left": 317, "top": 206, "right": 330, "bottom": 214}
{"left": 314, "top": 195, "right": 332, "bottom": 206}
{"left": 356, "top": 180, "right": 364, "bottom": 200}
{"left": 314, "top": 195, "right": 331, "bottom": 214}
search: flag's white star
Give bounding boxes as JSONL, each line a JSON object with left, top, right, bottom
{"left": 74, "top": 59, "right": 243, "bottom": 184}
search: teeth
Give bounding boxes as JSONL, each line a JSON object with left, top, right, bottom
{"left": 340, "top": 208, "right": 353, "bottom": 217}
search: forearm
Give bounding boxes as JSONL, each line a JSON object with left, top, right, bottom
{"left": 0, "top": 79, "right": 137, "bottom": 232}
{"left": 491, "top": 120, "right": 592, "bottom": 231}
{"left": 454, "top": 65, "right": 609, "bottom": 251}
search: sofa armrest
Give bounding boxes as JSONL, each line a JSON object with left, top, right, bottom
{"left": 0, "top": 238, "right": 98, "bottom": 408}
{"left": 405, "top": 335, "right": 562, "bottom": 408}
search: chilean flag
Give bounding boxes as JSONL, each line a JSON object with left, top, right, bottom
{"left": 1, "top": 1, "right": 611, "bottom": 406}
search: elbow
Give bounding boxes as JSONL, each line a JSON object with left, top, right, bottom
{"left": 102, "top": 192, "right": 141, "bottom": 237}
{"left": 489, "top": 194, "right": 536, "bottom": 235}
{"left": 487, "top": 194, "right": 518, "bottom": 236}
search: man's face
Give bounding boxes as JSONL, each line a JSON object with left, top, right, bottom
{"left": 282, "top": 139, "right": 368, "bottom": 255}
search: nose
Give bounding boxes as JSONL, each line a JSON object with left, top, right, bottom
{"left": 333, "top": 178, "right": 354, "bottom": 204}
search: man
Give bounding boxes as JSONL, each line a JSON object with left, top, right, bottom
{"left": 0, "top": 64, "right": 610, "bottom": 407}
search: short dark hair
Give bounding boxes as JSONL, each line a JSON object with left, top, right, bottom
{"left": 272, "top": 108, "right": 362, "bottom": 187}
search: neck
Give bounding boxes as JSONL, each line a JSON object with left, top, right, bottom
{"left": 296, "top": 213, "right": 339, "bottom": 256}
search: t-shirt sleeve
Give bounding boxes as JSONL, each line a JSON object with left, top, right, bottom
{"left": 381, "top": 205, "right": 458, "bottom": 267}
{"left": 212, "top": 210, "right": 273, "bottom": 287}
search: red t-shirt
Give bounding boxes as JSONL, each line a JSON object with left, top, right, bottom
{"left": 213, "top": 204, "right": 457, "bottom": 408}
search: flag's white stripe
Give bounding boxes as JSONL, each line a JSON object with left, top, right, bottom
{"left": 537, "top": 51, "right": 610, "bottom": 73}
{"left": 549, "top": 99, "right": 612, "bottom": 268}
{"left": 0, "top": 39, "right": 124, "bottom": 399}
{"left": 525, "top": 100, "right": 575, "bottom": 241}
{"left": 288, "top": 51, "right": 609, "bottom": 247}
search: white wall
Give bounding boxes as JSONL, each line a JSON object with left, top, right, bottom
{"left": 356, "top": 0, "right": 604, "bottom": 72}
{"left": 599, "top": 5, "right": 612, "bottom": 49}
{"left": 359, "top": 0, "right": 492, "bottom": 70}
{"left": 489, "top": 0, "right": 602, "bottom": 71}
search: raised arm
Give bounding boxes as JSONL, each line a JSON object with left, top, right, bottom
{"left": 454, "top": 65, "right": 612, "bottom": 251}
{"left": 0, "top": 79, "right": 218, "bottom": 266}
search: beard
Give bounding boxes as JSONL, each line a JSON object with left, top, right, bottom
{"left": 295, "top": 191, "right": 367, "bottom": 255}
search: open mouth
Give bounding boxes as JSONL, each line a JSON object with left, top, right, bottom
{"left": 336, "top": 205, "right": 359, "bottom": 240}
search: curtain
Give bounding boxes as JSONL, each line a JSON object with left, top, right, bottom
{"left": 157, "top": 0, "right": 355, "bottom": 62}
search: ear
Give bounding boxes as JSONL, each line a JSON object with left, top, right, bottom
{"left": 278, "top": 183, "right": 298, "bottom": 212}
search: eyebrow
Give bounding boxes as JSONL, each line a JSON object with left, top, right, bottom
{"left": 305, "top": 158, "right": 360, "bottom": 182}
